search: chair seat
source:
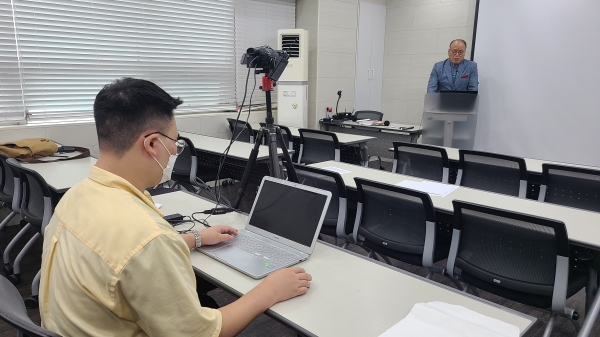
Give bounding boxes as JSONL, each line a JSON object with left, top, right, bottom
{"left": 364, "top": 236, "right": 451, "bottom": 267}
{"left": 461, "top": 268, "right": 588, "bottom": 309}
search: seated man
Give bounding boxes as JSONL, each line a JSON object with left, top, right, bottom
{"left": 39, "top": 78, "right": 312, "bottom": 336}
{"left": 427, "top": 39, "right": 478, "bottom": 93}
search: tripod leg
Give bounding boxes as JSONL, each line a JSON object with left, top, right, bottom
{"left": 275, "top": 127, "right": 298, "bottom": 183}
{"left": 233, "top": 129, "right": 266, "bottom": 209}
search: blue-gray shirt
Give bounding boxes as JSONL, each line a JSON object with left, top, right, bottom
{"left": 427, "top": 59, "right": 478, "bottom": 93}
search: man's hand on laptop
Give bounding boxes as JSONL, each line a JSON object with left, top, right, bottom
{"left": 199, "top": 225, "right": 238, "bottom": 245}
{"left": 261, "top": 267, "right": 312, "bottom": 304}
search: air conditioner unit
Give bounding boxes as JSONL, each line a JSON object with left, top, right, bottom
{"left": 277, "top": 29, "right": 308, "bottom": 127}
{"left": 277, "top": 29, "right": 308, "bottom": 81}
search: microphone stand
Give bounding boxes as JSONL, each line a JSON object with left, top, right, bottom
{"left": 335, "top": 91, "right": 342, "bottom": 119}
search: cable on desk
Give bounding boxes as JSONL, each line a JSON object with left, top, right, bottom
{"left": 207, "top": 58, "right": 258, "bottom": 223}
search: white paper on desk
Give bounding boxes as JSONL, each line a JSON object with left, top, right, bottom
{"left": 154, "top": 203, "right": 161, "bottom": 209}
{"left": 379, "top": 302, "right": 519, "bottom": 337}
{"left": 395, "top": 180, "right": 458, "bottom": 197}
{"left": 320, "top": 166, "right": 351, "bottom": 174}
{"left": 357, "top": 119, "right": 377, "bottom": 126}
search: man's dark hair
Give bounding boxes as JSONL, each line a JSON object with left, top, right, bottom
{"left": 449, "top": 39, "right": 467, "bottom": 49}
{"left": 94, "top": 78, "right": 183, "bottom": 156}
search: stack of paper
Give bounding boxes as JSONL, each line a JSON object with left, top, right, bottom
{"left": 395, "top": 180, "right": 458, "bottom": 197}
{"left": 356, "top": 119, "right": 377, "bottom": 126}
{"left": 378, "top": 302, "right": 519, "bottom": 337}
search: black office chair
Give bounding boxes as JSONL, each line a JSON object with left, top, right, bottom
{"left": 0, "top": 276, "right": 61, "bottom": 337}
{"left": 294, "top": 165, "right": 353, "bottom": 247}
{"left": 538, "top": 164, "right": 600, "bottom": 213}
{"left": 354, "top": 110, "right": 384, "bottom": 121}
{"left": 165, "top": 136, "right": 230, "bottom": 206}
{"left": 447, "top": 201, "right": 587, "bottom": 337}
{"left": 392, "top": 142, "right": 450, "bottom": 183}
{"left": 352, "top": 178, "right": 458, "bottom": 284}
{"left": 297, "top": 129, "right": 340, "bottom": 164}
{"left": 5, "top": 158, "right": 55, "bottom": 308}
{"left": 259, "top": 123, "right": 294, "bottom": 150}
{"left": 226, "top": 118, "right": 255, "bottom": 144}
{"left": 0, "top": 154, "right": 21, "bottom": 232}
{"left": 456, "top": 150, "right": 527, "bottom": 198}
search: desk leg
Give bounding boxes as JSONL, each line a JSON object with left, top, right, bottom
{"left": 358, "top": 143, "right": 369, "bottom": 167}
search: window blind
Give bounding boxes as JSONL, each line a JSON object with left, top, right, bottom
{"left": 11, "top": 0, "right": 236, "bottom": 124}
{"left": 0, "top": 2, "right": 25, "bottom": 123}
{"left": 234, "top": 0, "right": 295, "bottom": 105}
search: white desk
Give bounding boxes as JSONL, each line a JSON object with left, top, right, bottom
{"left": 180, "top": 132, "right": 285, "bottom": 162}
{"left": 152, "top": 191, "right": 535, "bottom": 337}
{"left": 388, "top": 145, "right": 600, "bottom": 175}
{"left": 21, "top": 157, "right": 96, "bottom": 193}
{"left": 310, "top": 161, "right": 600, "bottom": 250}
{"left": 249, "top": 123, "right": 373, "bottom": 145}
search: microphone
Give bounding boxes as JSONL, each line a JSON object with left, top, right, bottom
{"left": 335, "top": 90, "right": 342, "bottom": 118}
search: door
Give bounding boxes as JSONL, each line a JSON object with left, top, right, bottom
{"left": 368, "top": 3, "right": 386, "bottom": 112}
{"left": 354, "top": 2, "right": 373, "bottom": 111}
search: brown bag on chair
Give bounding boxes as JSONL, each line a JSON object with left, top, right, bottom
{"left": 0, "top": 138, "right": 58, "bottom": 159}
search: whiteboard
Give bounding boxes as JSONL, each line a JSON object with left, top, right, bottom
{"left": 473, "top": 0, "right": 600, "bottom": 167}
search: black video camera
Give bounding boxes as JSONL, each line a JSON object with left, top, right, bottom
{"left": 241, "top": 46, "right": 289, "bottom": 81}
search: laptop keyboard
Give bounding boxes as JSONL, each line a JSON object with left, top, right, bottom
{"left": 230, "top": 231, "right": 301, "bottom": 267}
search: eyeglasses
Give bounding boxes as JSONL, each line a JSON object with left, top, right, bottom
{"left": 450, "top": 49, "right": 465, "bottom": 56}
{"left": 144, "top": 132, "right": 186, "bottom": 155}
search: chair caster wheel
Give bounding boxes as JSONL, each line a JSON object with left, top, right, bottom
{"left": 222, "top": 180, "right": 228, "bottom": 187}
{"left": 25, "top": 295, "right": 39, "bottom": 309}
{"left": 19, "top": 219, "right": 27, "bottom": 227}
{"left": 7, "top": 273, "right": 20, "bottom": 285}
{"left": 3, "top": 264, "right": 13, "bottom": 276}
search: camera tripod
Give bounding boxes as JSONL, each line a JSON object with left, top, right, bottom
{"left": 233, "top": 75, "right": 298, "bottom": 209}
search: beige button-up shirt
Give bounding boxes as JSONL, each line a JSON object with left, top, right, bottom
{"left": 40, "top": 166, "right": 221, "bottom": 336}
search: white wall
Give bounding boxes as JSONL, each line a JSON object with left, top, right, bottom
{"left": 382, "top": 0, "right": 476, "bottom": 124}
{"left": 0, "top": 112, "right": 267, "bottom": 158}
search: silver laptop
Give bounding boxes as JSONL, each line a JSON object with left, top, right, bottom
{"left": 198, "top": 176, "right": 331, "bottom": 279}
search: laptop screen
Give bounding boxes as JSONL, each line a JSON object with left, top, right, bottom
{"left": 248, "top": 179, "right": 329, "bottom": 247}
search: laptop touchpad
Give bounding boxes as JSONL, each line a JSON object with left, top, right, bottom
{"left": 209, "top": 246, "right": 270, "bottom": 276}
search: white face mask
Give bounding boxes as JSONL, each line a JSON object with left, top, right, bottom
{"left": 149, "top": 138, "right": 179, "bottom": 185}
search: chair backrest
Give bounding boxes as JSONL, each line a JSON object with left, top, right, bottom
{"left": 447, "top": 201, "right": 570, "bottom": 313}
{"left": 227, "top": 118, "right": 254, "bottom": 144}
{"left": 172, "top": 136, "right": 197, "bottom": 185}
{"left": 0, "top": 153, "right": 15, "bottom": 203}
{"left": 2, "top": 156, "right": 22, "bottom": 214}
{"left": 294, "top": 165, "right": 349, "bottom": 238}
{"left": 7, "top": 158, "right": 53, "bottom": 231}
{"left": 354, "top": 110, "right": 384, "bottom": 121}
{"left": 456, "top": 150, "right": 527, "bottom": 198}
{"left": 0, "top": 275, "right": 61, "bottom": 337}
{"left": 538, "top": 164, "right": 600, "bottom": 213}
{"left": 392, "top": 142, "right": 450, "bottom": 183}
{"left": 353, "top": 178, "right": 438, "bottom": 268}
{"left": 260, "top": 123, "right": 293, "bottom": 149}
{"left": 297, "top": 129, "right": 340, "bottom": 164}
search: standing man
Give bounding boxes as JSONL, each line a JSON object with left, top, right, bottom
{"left": 427, "top": 39, "right": 478, "bottom": 93}
{"left": 39, "top": 78, "right": 312, "bottom": 336}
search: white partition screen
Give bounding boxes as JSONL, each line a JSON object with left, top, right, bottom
{"left": 473, "top": 0, "right": 600, "bottom": 167}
